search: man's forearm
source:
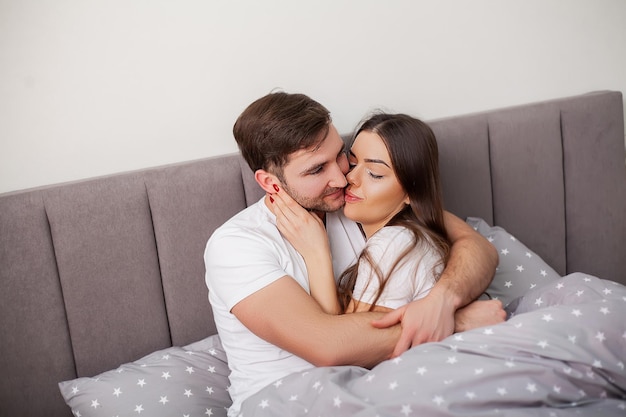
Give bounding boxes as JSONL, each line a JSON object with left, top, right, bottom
{"left": 315, "top": 311, "right": 401, "bottom": 368}
{"left": 442, "top": 212, "right": 498, "bottom": 308}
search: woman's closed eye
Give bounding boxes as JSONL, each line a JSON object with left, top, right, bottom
{"left": 368, "top": 170, "right": 383, "bottom": 180}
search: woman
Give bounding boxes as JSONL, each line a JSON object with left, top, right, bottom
{"left": 270, "top": 113, "right": 450, "bottom": 314}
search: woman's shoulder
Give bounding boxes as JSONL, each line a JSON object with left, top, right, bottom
{"left": 368, "top": 226, "right": 414, "bottom": 249}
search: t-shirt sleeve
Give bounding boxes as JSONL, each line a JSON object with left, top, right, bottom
{"left": 352, "top": 227, "right": 439, "bottom": 310}
{"left": 205, "top": 227, "right": 288, "bottom": 311}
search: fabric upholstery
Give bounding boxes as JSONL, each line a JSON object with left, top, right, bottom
{"left": 431, "top": 113, "right": 494, "bottom": 224}
{"left": 487, "top": 102, "right": 567, "bottom": 275}
{"left": 44, "top": 173, "right": 171, "bottom": 378}
{"left": 146, "top": 155, "right": 249, "bottom": 346}
{"left": 561, "top": 92, "right": 626, "bottom": 282}
{"left": 0, "top": 191, "right": 76, "bottom": 417}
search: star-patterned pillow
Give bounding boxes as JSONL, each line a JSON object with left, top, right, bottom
{"left": 466, "top": 217, "right": 561, "bottom": 307}
{"left": 58, "top": 334, "right": 231, "bottom": 417}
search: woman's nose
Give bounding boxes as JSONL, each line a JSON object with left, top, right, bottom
{"left": 346, "top": 166, "right": 358, "bottom": 185}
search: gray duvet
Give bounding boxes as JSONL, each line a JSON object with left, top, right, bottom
{"left": 241, "top": 273, "right": 626, "bottom": 416}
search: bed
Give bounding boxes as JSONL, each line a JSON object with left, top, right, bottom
{"left": 1, "top": 90, "right": 625, "bottom": 416}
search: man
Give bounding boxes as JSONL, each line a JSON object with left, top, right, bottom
{"left": 205, "top": 92, "right": 501, "bottom": 416}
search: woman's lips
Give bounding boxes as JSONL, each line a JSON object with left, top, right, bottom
{"left": 344, "top": 190, "right": 362, "bottom": 203}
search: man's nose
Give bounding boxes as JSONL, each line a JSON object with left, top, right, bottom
{"left": 329, "top": 162, "right": 348, "bottom": 188}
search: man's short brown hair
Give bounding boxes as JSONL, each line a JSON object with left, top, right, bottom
{"left": 233, "top": 92, "right": 331, "bottom": 175}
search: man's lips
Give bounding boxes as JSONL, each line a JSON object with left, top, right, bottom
{"left": 344, "top": 190, "right": 362, "bottom": 203}
{"left": 324, "top": 188, "right": 345, "bottom": 199}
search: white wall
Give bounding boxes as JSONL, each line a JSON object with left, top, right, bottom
{"left": 1, "top": 0, "right": 625, "bottom": 194}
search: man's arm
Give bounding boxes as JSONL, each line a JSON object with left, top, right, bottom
{"left": 372, "top": 211, "right": 498, "bottom": 356}
{"left": 232, "top": 275, "right": 400, "bottom": 368}
{"left": 436, "top": 211, "right": 498, "bottom": 306}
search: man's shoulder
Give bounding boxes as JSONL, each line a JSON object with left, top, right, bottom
{"left": 207, "top": 199, "right": 275, "bottom": 246}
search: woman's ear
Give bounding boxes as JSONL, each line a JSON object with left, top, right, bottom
{"left": 254, "top": 169, "right": 280, "bottom": 194}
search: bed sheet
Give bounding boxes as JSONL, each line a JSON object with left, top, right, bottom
{"left": 241, "top": 273, "right": 626, "bottom": 416}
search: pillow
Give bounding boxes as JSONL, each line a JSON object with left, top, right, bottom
{"left": 466, "top": 217, "right": 561, "bottom": 307}
{"left": 59, "top": 334, "right": 232, "bottom": 417}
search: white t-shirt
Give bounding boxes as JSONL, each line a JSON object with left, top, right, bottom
{"left": 352, "top": 226, "right": 442, "bottom": 310}
{"left": 204, "top": 197, "right": 364, "bottom": 416}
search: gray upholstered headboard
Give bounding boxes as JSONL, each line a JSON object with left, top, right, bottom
{"left": 431, "top": 90, "right": 625, "bottom": 281}
{"left": 0, "top": 90, "right": 624, "bottom": 417}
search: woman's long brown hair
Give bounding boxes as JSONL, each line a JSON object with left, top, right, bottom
{"left": 337, "top": 113, "right": 451, "bottom": 312}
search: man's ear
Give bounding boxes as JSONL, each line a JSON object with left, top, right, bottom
{"left": 254, "top": 169, "right": 281, "bottom": 194}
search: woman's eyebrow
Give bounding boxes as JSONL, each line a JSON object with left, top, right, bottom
{"left": 349, "top": 151, "right": 391, "bottom": 168}
{"left": 364, "top": 158, "right": 391, "bottom": 168}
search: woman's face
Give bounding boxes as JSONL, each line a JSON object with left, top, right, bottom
{"left": 344, "top": 131, "right": 409, "bottom": 238}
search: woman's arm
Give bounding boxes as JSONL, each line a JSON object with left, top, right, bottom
{"left": 270, "top": 190, "right": 341, "bottom": 314}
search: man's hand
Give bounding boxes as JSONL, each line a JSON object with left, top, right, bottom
{"left": 371, "top": 289, "right": 455, "bottom": 358}
{"left": 372, "top": 295, "right": 507, "bottom": 357}
{"left": 454, "top": 299, "right": 506, "bottom": 332}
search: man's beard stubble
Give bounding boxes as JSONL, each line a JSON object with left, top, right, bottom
{"left": 281, "top": 181, "right": 345, "bottom": 214}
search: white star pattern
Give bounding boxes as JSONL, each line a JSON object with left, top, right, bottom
{"left": 60, "top": 273, "right": 626, "bottom": 416}
{"left": 432, "top": 395, "right": 445, "bottom": 406}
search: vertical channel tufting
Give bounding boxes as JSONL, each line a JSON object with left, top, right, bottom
{"left": 44, "top": 173, "right": 170, "bottom": 377}
{"left": 0, "top": 190, "right": 75, "bottom": 417}
{"left": 146, "top": 155, "right": 249, "bottom": 346}
{"left": 430, "top": 113, "right": 493, "bottom": 224}
{"left": 488, "top": 103, "right": 567, "bottom": 275}
{"left": 560, "top": 91, "right": 626, "bottom": 280}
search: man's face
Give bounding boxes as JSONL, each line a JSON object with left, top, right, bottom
{"left": 279, "top": 124, "right": 349, "bottom": 213}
